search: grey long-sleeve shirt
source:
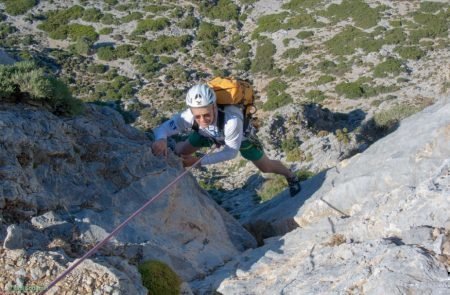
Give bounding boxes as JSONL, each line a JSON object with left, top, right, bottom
{"left": 153, "top": 105, "right": 244, "bottom": 165}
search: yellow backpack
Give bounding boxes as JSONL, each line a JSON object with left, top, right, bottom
{"left": 207, "top": 77, "right": 255, "bottom": 116}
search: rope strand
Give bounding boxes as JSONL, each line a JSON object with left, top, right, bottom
{"left": 39, "top": 148, "right": 214, "bottom": 294}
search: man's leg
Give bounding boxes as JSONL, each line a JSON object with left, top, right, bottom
{"left": 175, "top": 140, "right": 200, "bottom": 156}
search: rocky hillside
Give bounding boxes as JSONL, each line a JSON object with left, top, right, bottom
{"left": 193, "top": 96, "right": 450, "bottom": 294}
{"left": 0, "top": 101, "right": 256, "bottom": 294}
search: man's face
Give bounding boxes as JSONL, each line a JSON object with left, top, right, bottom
{"left": 191, "top": 105, "right": 214, "bottom": 128}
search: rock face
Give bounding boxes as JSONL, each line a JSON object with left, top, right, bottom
{"left": 192, "top": 97, "right": 450, "bottom": 294}
{"left": 0, "top": 102, "right": 256, "bottom": 292}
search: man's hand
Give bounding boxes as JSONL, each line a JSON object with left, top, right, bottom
{"left": 181, "top": 154, "right": 200, "bottom": 167}
{"left": 151, "top": 139, "right": 167, "bottom": 157}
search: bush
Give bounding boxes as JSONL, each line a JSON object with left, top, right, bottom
{"left": 38, "top": 6, "right": 84, "bottom": 33}
{"left": 0, "top": 61, "right": 83, "bottom": 115}
{"left": 335, "top": 82, "right": 364, "bottom": 99}
{"left": 138, "top": 260, "right": 181, "bottom": 295}
{"left": 200, "top": 0, "right": 239, "bottom": 21}
{"left": 197, "top": 22, "right": 225, "bottom": 41}
{"left": 373, "top": 58, "right": 404, "bottom": 77}
{"left": 373, "top": 103, "right": 425, "bottom": 130}
{"left": 315, "top": 75, "right": 335, "bottom": 85}
{"left": 82, "top": 8, "right": 103, "bottom": 22}
{"left": 139, "top": 35, "right": 192, "bottom": 55}
{"left": 420, "top": 1, "right": 447, "bottom": 13}
{"left": 87, "top": 64, "right": 108, "bottom": 74}
{"left": 133, "top": 17, "right": 170, "bottom": 35}
{"left": 121, "top": 12, "right": 143, "bottom": 23}
{"left": 99, "top": 27, "right": 113, "bottom": 35}
{"left": 100, "top": 13, "right": 117, "bottom": 25}
{"left": 325, "top": 26, "right": 382, "bottom": 55}
{"left": 251, "top": 39, "right": 276, "bottom": 74}
{"left": 67, "top": 24, "right": 98, "bottom": 42}
{"left": 296, "top": 31, "right": 314, "bottom": 39}
{"left": 384, "top": 28, "right": 407, "bottom": 44}
{"left": 321, "top": 0, "right": 381, "bottom": 29}
{"left": 1, "top": 0, "right": 36, "bottom": 16}
{"left": 305, "top": 90, "right": 326, "bottom": 103}
{"left": 258, "top": 175, "right": 288, "bottom": 202}
{"left": 281, "top": 46, "right": 309, "bottom": 59}
{"left": 394, "top": 46, "right": 425, "bottom": 60}
{"left": 262, "top": 79, "right": 293, "bottom": 111}
{"left": 177, "top": 15, "right": 198, "bottom": 29}
{"left": 96, "top": 46, "right": 115, "bottom": 61}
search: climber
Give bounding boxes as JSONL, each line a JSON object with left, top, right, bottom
{"left": 151, "top": 84, "right": 301, "bottom": 197}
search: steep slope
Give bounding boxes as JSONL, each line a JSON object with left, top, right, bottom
{"left": 0, "top": 102, "right": 256, "bottom": 293}
{"left": 192, "top": 97, "right": 450, "bottom": 294}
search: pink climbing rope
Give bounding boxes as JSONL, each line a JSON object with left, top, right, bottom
{"left": 39, "top": 149, "right": 214, "bottom": 294}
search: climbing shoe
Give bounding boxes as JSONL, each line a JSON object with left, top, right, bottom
{"left": 287, "top": 176, "right": 301, "bottom": 197}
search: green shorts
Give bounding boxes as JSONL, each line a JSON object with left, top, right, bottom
{"left": 188, "top": 132, "right": 264, "bottom": 161}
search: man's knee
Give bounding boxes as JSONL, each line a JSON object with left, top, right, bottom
{"left": 175, "top": 141, "right": 197, "bottom": 155}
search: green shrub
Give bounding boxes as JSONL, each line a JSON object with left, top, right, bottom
{"left": 335, "top": 128, "right": 350, "bottom": 144}
{"left": 321, "top": 0, "right": 381, "bottom": 29}
{"left": 139, "top": 35, "right": 192, "bottom": 54}
{"left": 335, "top": 82, "right": 364, "bottom": 99}
{"left": 0, "top": 61, "right": 82, "bottom": 115}
{"left": 315, "top": 75, "right": 335, "bottom": 85}
{"left": 262, "top": 79, "right": 293, "bottom": 110}
{"left": 72, "top": 37, "right": 92, "bottom": 55}
{"left": 305, "top": 90, "right": 326, "bottom": 103}
{"left": 144, "top": 5, "right": 172, "bottom": 13}
{"left": 138, "top": 260, "right": 181, "bottom": 295}
{"left": 296, "top": 169, "right": 315, "bottom": 181}
{"left": 200, "top": 0, "right": 239, "bottom": 21}
{"left": 177, "top": 15, "right": 198, "bottom": 29}
{"left": 1, "top": 0, "right": 36, "bottom": 16}
{"left": 99, "top": 27, "right": 113, "bottom": 35}
{"left": 251, "top": 12, "right": 288, "bottom": 39}
{"left": 419, "top": 1, "right": 447, "bottom": 13}
{"left": 373, "top": 58, "right": 404, "bottom": 77}
{"left": 134, "top": 17, "right": 170, "bottom": 35}
{"left": 394, "top": 46, "right": 425, "bottom": 60}
{"left": 87, "top": 64, "right": 108, "bottom": 74}
{"left": 96, "top": 46, "right": 115, "bottom": 61}
{"left": 281, "top": 46, "right": 309, "bottom": 59}
{"left": 411, "top": 11, "right": 448, "bottom": 40}
{"left": 82, "top": 8, "right": 103, "bottom": 22}
{"left": 258, "top": 175, "right": 287, "bottom": 202}
{"left": 0, "top": 23, "right": 16, "bottom": 39}
{"left": 325, "top": 26, "right": 383, "bottom": 56}
{"left": 296, "top": 31, "right": 314, "bottom": 39}
{"left": 100, "top": 13, "right": 117, "bottom": 25}
{"left": 286, "top": 149, "right": 305, "bottom": 162}
{"left": 282, "top": 0, "right": 322, "bottom": 10}
{"left": 67, "top": 24, "right": 98, "bottom": 42}
{"left": 121, "top": 12, "right": 143, "bottom": 23}
{"left": 373, "top": 103, "right": 425, "bottom": 130}
{"left": 384, "top": 28, "right": 407, "bottom": 44}
{"left": 38, "top": 6, "right": 84, "bottom": 33}
{"left": 197, "top": 22, "right": 225, "bottom": 41}
{"left": 251, "top": 39, "right": 276, "bottom": 74}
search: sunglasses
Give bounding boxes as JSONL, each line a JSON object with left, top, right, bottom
{"left": 194, "top": 113, "right": 212, "bottom": 120}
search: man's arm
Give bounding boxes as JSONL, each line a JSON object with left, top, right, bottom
{"left": 152, "top": 110, "right": 193, "bottom": 156}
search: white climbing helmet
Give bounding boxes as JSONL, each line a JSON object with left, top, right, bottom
{"left": 185, "top": 84, "right": 216, "bottom": 108}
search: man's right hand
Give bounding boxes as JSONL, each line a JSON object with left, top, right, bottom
{"left": 151, "top": 139, "right": 167, "bottom": 157}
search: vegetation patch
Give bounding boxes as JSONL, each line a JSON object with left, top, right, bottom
{"left": 320, "top": 0, "right": 383, "bottom": 29}
{"left": 138, "top": 260, "right": 181, "bottom": 295}
{"left": 373, "top": 58, "right": 404, "bottom": 78}
{"left": 197, "top": 22, "right": 225, "bottom": 41}
{"left": 262, "top": 79, "right": 293, "bottom": 111}
{"left": 373, "top": 102, "right": 428, "bottom": 130}
{"left": 38, "top": 6, "right": 85, "bottom": 33}
{"left": 200, "top": 0, "right": 239, "bottom": 21}
{"left": 251, "top": 39, "right": 276, "bottom": 74}
{"left": 394, "top": 46, "right": 426, "bottom": 60}
{"left": 325, "top": 26, "right": 383, "bottom": 56}
{"left": 258, "top": 175, "right": 288, "bottom": 202}
{"left": 133, "top": 17, "right": 170, "bottom": 35}
{"left": 315, "top": 75, "right": 335, "bottom": 85}
{"left": 0, "top": 0, "right": 36, "bottom": 16}
{"left": 281, "top": 46, "right": 310, "bottom": 59}
{"left": 305, "top": 90, "right": 326, "bottom": 103}
{"left": 139, "top": 35, "right": 192, "bottom": 55}
{"left": 0, "top": 61, "right": 82, "bottom": 115}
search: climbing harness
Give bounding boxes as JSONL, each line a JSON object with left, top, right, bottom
{"left": 39, "top": 147, "right": 215, "bottom": 295}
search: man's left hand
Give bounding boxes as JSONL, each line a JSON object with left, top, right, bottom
{"left": 181, "top": 155, "right": 200, "bottom": 167}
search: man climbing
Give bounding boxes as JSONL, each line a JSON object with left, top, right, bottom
{"left": 151, "top": 84, "right": 301, "bottom": 197}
